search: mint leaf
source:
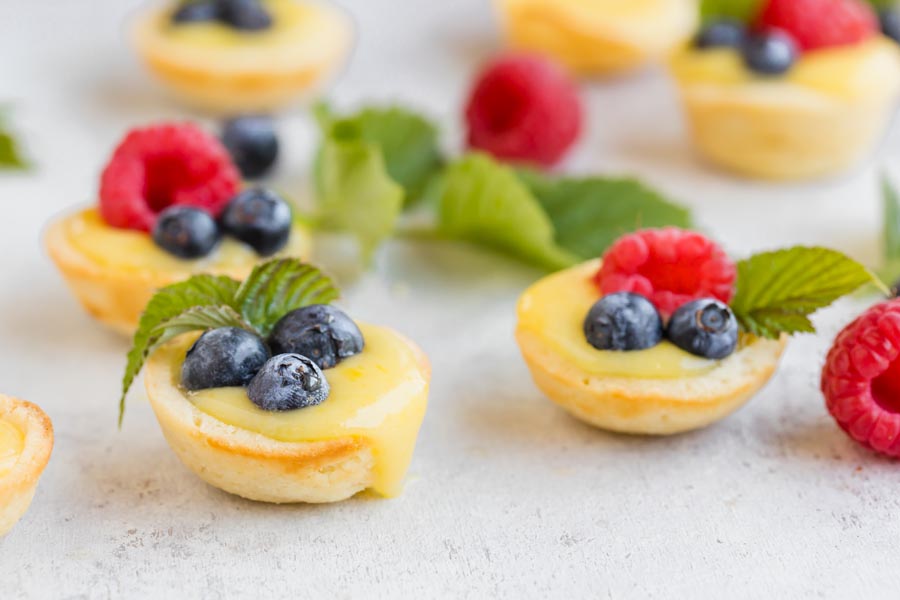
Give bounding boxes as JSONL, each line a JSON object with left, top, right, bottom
{"left": 315, "top": 103, "right": 443, "bottom": 199}
{"left": 119, "top": 259, "right": 339, "bottom": 424}
{"left": 519, "top": 170, "right": 693, "bottom": 260}
{"left": 880, "top": 176, "right": 900, "bottom": 286}
{"left": 119, "top": 275, "right": 240, "bottom": 423}
{"left": 0, "top": 116, "right": 28, "bottom": 170}
{"left": 315, "top": 135, "right": 404, "bottom": 261}
{"left": 731, "top": 247, "right": 886, "bottom": 339}
{"left": 235, "top": 258, "right": 340, "bottom": 336}
{"left": 700, "top": 0, "right": 762, "bottom": 21}
{"left": 436, "top": 154, "right": 578, "bottom": 270}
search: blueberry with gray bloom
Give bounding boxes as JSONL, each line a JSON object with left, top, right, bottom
{"left": 172, "top": 1, "right": 220, "bottom": 23}
{"left": 218, "top": 0, "right": 272, "bottom": 30}
{"left": 219, "top": 188, "right": 292, "bottom": 256}
{"left": 694, "top": 19, "right": 745, "bottom": 49}
{"left": 247, "top": 354, "right": 330, "bottom": 411}
{"left": 741, "top": 30, "right": 797, "bottom": 75}
{"left": 152, "top": 206, "right": 220, "bottom": 259}
{"left": 222, "top": 116, "right": 279, "bottom": 179}
{"left": 268, "top": 305, "right": 364, "bottom": 369}
{"left": 666, "top": 299, "right": 738, "bottom": 360}
{"left": 583, "top": 292, "right": 664, "bottom": 351}
{"left": 881, "top": 10, "right": 900, "bottom": 44}
{"left": 182, "top": 327, "right": 270, "bottom": 391}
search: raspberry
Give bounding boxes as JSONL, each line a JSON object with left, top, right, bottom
{"left": 464, "top": 54, "right": 582, "bottom": 168}
{"left": 757, "top": 0, "right": 877, "bottom": 51}
{"left": 821, "top": 300, "right": 900, "bottom": 457}
{"left": 99, "top": 123, "right": 241, "bottom": 231}
{"left": 595, "top": 228, "right": 736, "bottom": 317}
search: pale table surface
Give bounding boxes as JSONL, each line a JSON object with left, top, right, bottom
{"left": 2, "top": 1, "right": 900, "bottom": 598}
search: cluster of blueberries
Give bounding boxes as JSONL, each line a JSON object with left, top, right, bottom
{"left": 172, "top": 0, "right": 273, "bottom": 31}
{"left": 182, "top": 304, "right": 365, "bottom": 411}
{"left": 583, "top": 293, "right": 739, "bottom": 360}
{"left": 695, "top": 10, "right": 900, "bottom": 76}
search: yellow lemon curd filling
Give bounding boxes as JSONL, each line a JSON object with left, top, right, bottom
{"left": 517, "top": 261, "right": 718, "bottom": 379}
{"left": 0, "top": 420, "right": 24, "bottom": 479}
{"left": 63, "top": 208, "right": 309, "bottom": 273}
{"left": 496, "top": 0, "right": 697, "bottom": 74}
{"left": 670, "top": 38, "right": 900, "bottom": 102}
{"left": 170, "top": 324, "right": 429, "bottom": 498}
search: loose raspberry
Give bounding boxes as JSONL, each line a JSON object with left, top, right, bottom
{"left": 595, "top": 228, "right": 736, "bottom": 317}
{"left": 821, "top": 300, "right": 900, "bottom": 457}
{"left": 99, "top": 123, "right": 241, "bottom": 231}
{"left": 757, "top": 0, "right": 877, "bottom": 51}
{"left": 464, "top": 54, "right": 582, "bottom": 168}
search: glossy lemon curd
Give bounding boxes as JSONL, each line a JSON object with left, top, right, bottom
{"left": 182, "top": 324, "right": 429, "bottom": 498}
{"left": 64, "top": 208, "right": 309, "bottom": 273}
{"left": 0, "top": 420, "right": 23, "bottom": 479}
{"left": 671, "top": 38, "right": 900, "bottom": 100}
{"left": 517, "top": 260, "right": 717, "bottom": 379}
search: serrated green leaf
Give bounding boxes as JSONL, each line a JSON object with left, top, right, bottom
{"left": 731, "top": 247, "right": 885, "bottom": 339}
{"left": 518, "top": 170, "right": 693, "bottom": 260}
{"left": 150, "top": 305, "right": 250, "bottom": 350}
{"left": 235, "top": 259, "right": 340, "bottom": 335}
{"left": 315, "top": 136, "right": 404, "bottom": 261}
{"left": 436, "top": 154, "right": 578, "bottom": 270}
{"left": 880, "top": 175, "right": 900, "bottom": 286}
{"left": 700, "top": 0, "right": 762, "bottom": 21}
{"left": 119, "top": 275, "right": 241, "bottom": 424}
{"left": 315, "top": 103, "right": 443, "bottom": 200}
{"left": 0, "top": 129, "right": 28, "bottom": 170}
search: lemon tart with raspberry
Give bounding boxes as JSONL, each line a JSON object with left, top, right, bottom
{"left": 670, "top": 0, "right": 900, "bottom": 180}
{"left": 0, "top": 395, "right": 53, "bottom": 536}
{"left": 122, "top": 260, "right": 430, "bottom": 503}
{"left": 516, "top": 228, "right": 876, "bottom": 435}
{"left": 46, "top": 122, "right": 311, "bottom": 335}
{"left": 494, "top": 0, "right": 698, "bottom": 76}
{"left": 133, "top": 0, "right": 353, "bottom": 113}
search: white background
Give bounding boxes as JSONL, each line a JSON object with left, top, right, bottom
{"left": 2, "top": 1, "right": 900, "bottom": 597}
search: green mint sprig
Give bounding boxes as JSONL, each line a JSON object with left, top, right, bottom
{"left": 879, "top": 175, "right": 900, "bottom": 288}
{"left": 312, "top": 104, "right": 695, "bottom": 270}
{"left": 730, "top": 247, "right": 887, "bottom": 339}
{"left": 119, "top": 259, "right": 338, "bottom": 424}
{"left": 0, "top": 111, "right": 29, "bottom": 170}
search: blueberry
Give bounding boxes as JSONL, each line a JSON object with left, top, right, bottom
{"left": 667, "top": 299, "right": 738, "bottom": 360}
{"left": 152, "top": 206, "right": 220, "bottom": 259}
{"left": 219, "top": 188, "right": 292, "bottom": 256}
{"left": 218, "top": 0, "right": 272, "bottom": 30}
{"left": 268, "top": 305, "right": 364, "bottom": 369}
{"left": 741, "top": 30, "right": 798, "bottom": 75}
{"left": 583, "top": 292, "right": 664, "bottom": 351}
{"left": 182, "top": 327, "right": 270, "bottom": 391}
{"left": 172, "top": 1, "right": 220, "bottom": 23}
{"left": 881, "top": 10, "right": 900, "bottom": 44}
{"left": 694, "top": 20, "right": 745, "bottom": 49}
{"left": 222, "top": 116, "right": 279, "bottom": 179}
{"left": 247, "top": 354, "right": 330, "bottom": 411}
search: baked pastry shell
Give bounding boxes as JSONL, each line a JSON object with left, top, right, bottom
{"left": 143, "top": 332, "right": 431, "bottom": 504}
{"left": 0, "top": 395, "right": 53, "bottom": 536}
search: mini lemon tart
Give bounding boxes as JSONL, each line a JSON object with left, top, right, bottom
{"left": 516, "top": 260, "right": 787, "bottom": 435}
{"left": 0, "top": 395, "right": 53, "bottom": 536}
{"left": 133, "top": 0, "right": 353, "bottom": 113}
{"left": 494, "top": 0, "right": 698, "bottom": 76}
{"left": 121, "top": 259, "right": 430, "bottom": 503}
{"left": 670, "top": 17, "right": 900, "bottom": 180}
{"left": 46, "top": 122, "right": 311, "bottom": 335}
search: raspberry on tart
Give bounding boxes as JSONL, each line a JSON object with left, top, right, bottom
{"left": 758, "top": 0, "right": 878, "bottom": 52}
{"left": 822, "top": 299, "right": 900, "bottom": 457}
{"left": 465, "top": 54, "right": 582, "bottom": 167}
{"left": 594, "top": 228, "right": 736, "bottom": 317}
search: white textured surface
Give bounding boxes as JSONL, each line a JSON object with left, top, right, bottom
{"left": 2, "top": 1, "right": 900, "bottom": 598}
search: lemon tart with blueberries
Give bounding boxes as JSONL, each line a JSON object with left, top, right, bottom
{"left": 133, "top": 0, "right": 353, "bottom": 113}
{"left": 46, "top": 122, "right": 310, "bottom": 335}
{"left": 494, "top": 0, "right": 698, "bottom": 76}
{"left": 670, "top": 0, "right": 900, "bottom": 180}
{"left": 122, "top": 259, "right": 430, "bottom": 503}
{"left": 0, "top": 395, "right": 53, "bottom": 536}
{"left": 516, "top": 228, "right": 877, "bottom": 435}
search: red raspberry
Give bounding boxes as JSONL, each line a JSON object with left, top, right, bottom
{"left": 595, "top": 228, "right": 736, "bottom": 317}
{"left": 99, "top": 123, "right": 241, "bottom": 232}
{"left": 757, "top": 0, "right": 877, "bottom": 51}
{"left": 464, "top": 54, "right": 582, "bottom": 168}
{"left": 821, "top": 300, "right": 900, "bottom": 457}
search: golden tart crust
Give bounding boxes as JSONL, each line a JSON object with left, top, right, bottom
{"left": 144, "top": 330, "right": 431, "bottom": 504}
{"left": 0, "top": 395, "right": 53, "bottom": 536}
{"left": 515, "top": 260, "right": 788, "bottom": 435}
